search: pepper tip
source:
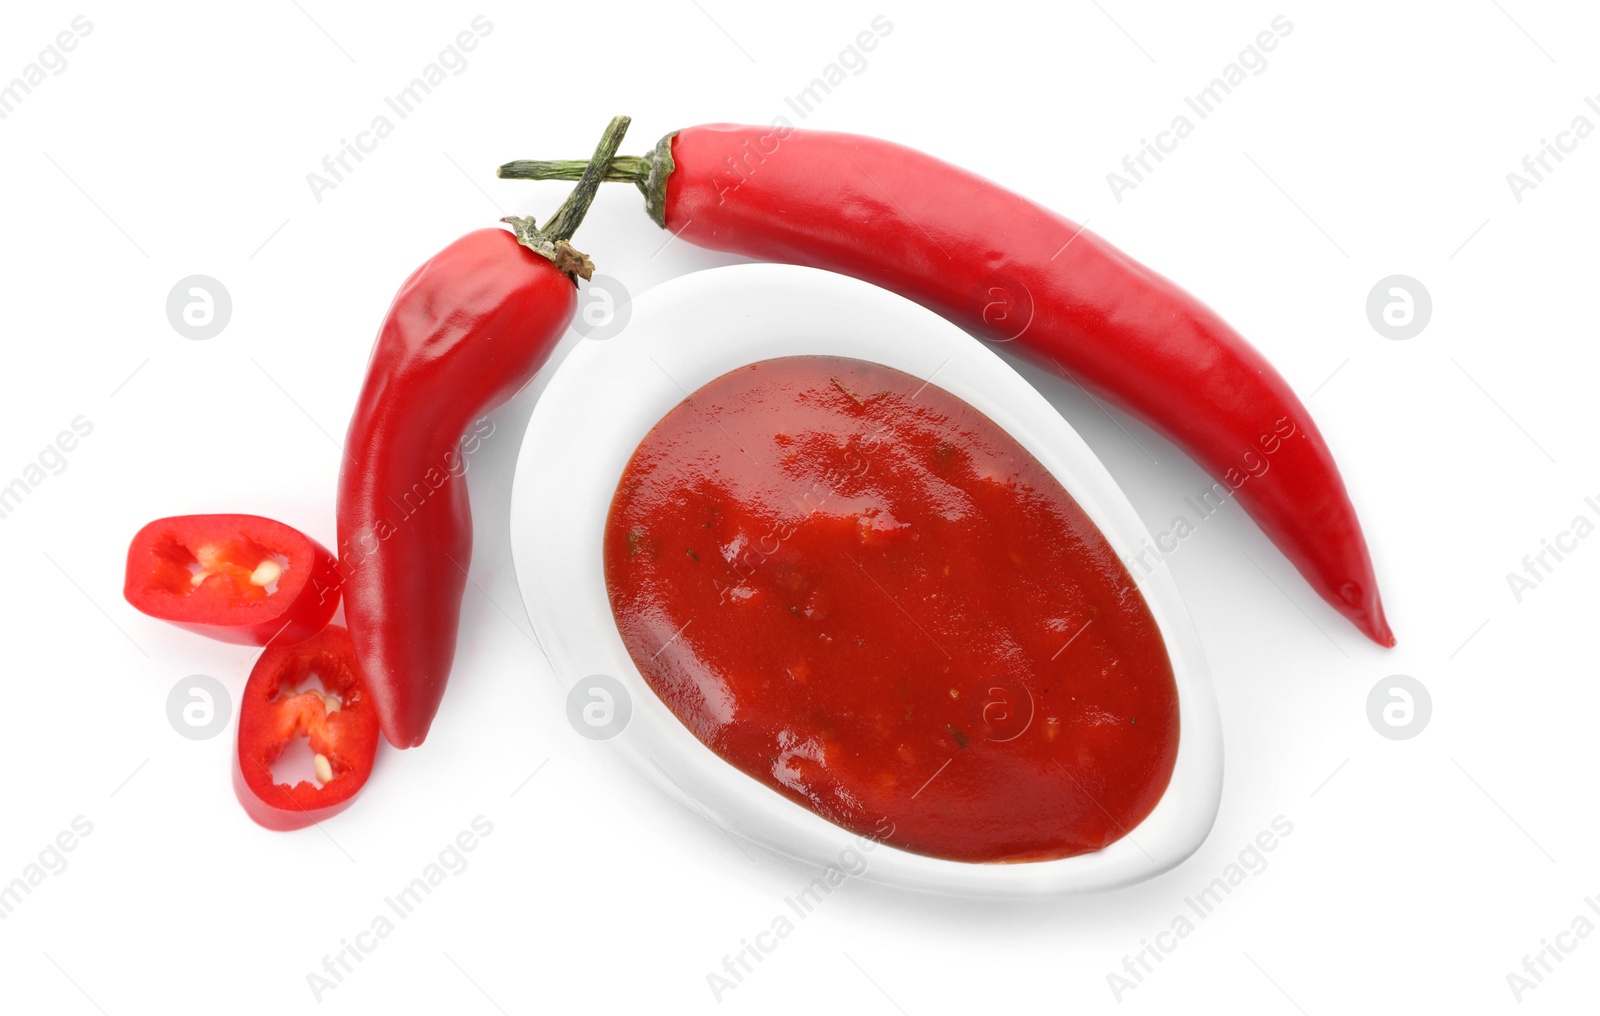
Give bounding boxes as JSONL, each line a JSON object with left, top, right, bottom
{"left": 1359, "top": 604, "right": 1396, "bottom": 648}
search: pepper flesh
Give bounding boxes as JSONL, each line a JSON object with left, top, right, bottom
{"left": 233, "top": 625, "right": 380, "bottom": 831}
{"left": 503, "top": 125, "right": 1395, "bottom": 647}
{"left": 123, "top": 514, "right": 340, "bottom": 646}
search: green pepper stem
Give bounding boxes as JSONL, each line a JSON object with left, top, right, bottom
{"left": 498, "top": 156, "right": 650, "bottom": 185}
{"left": 501, "top": 115, "right": 632, "bottom": 282}
{"left": 499, "top": 127, "right": 676, "bottom": 229}
{"left": 541, "top": 115, "right": 632, "bottom": 243}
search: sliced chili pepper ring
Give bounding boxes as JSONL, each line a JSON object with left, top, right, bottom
{"left": 124, "top": 514, "right": 341, "bottom": 646}
{"left": 233, "top": 625, "right": 379, "bottom": 831}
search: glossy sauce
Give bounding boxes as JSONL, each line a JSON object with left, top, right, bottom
{"left": 603, "top": 356, "right": 1178, "bottom": 863}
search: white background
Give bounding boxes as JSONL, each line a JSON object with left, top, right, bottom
{"left": 1, "top": 2, "right": 1595, "bottom": 1013}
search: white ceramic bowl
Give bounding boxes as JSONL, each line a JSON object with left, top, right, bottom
{"left": 510, "top": 264, "right": 1222, "bottom": 897}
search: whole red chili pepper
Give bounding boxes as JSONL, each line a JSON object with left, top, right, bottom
{"left": 501, "top": 124, "right": 1395, "bottom": 647}
{"left": 339, "top": 117, "right": 631, "bottom": 748}
{"left": 124, "top": 513, "right": 340, "bottom": 646}
{"left": 233, "top": 624, "right": 380, "bottom": 831}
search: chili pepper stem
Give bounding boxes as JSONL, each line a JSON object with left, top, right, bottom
{"left": 501, "top": 115, "right": 634, "bottom": 282}
{"left": 500, "top": 155, "right": 652, "bottom": 184}
{"left": 500, "top": 128, "right": 676, "bottom": 228}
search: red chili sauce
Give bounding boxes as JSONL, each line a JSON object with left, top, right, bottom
{"left": 603, "top": 356, "right": 1178, "bottom": 863}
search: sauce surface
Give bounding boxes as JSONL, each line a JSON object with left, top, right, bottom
{"left": 603, "top": 356, "right": 1179, "bottom": 862}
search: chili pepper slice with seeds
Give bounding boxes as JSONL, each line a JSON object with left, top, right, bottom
{"left": 123, "top": 513, "right": 340, "bottom": 646}
{"left": 233, "top": 625, "right": 380, "bottom": 831}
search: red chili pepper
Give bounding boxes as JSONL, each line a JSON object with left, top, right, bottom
{"left": 233, "top": 625, "right": 380, "bottom": 831}
{"left": 123, "top": 513, "right": 340, "bottom": 646}
{"left": 337, "top": 117, "right": 631, "bottom": 748}
{"left": 501, "top": 124, "right": 1395, "bottom": 647}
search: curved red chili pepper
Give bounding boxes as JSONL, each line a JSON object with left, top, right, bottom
{"left": 338, "top": 117, "right": 633, "bottom": 748}
{"left": 124, "top": 513, "right": 340, "bottom": 646}
{"left": 234, "top": 625, "right": 380, "bottom": 831}
{"left": 501, "top": 124, "right": 1395, "bottom": 647}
